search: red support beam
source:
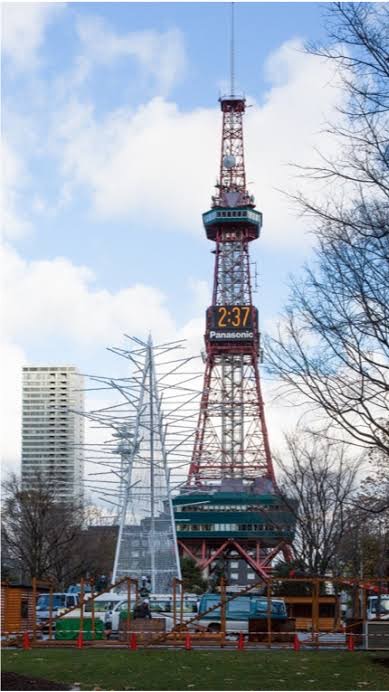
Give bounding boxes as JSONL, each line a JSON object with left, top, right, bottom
{"left": 200, "top": 541, "right": 232, "bottom": 570}
{"left": 261, "top": 543, "right": 285, "bottom": 567}
{"left": 178, "top": 541, "right": 199, "bottom": 564}
{"left": 229, "top": 541, "right": 270, "bottom": 582}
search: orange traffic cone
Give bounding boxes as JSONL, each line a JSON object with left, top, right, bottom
{"left": 185, "top": 632, "right": 192, "bottom": 651}
{"left": 293, "top": 633, "right": 300, "bottom": 651}
{"left": 237, "top": 632, "right": 245, "bottom": 650}
{"left": 22, "top": 632, "right": 31, "bottom": 650}
{"left": 76, "top": 631, "right": 84, "bottom": 649}
{"left": 130, "top": 632, "right": 137, "bottom": 650}
{"left": 347, "top": 634, "right": 355, "bottom": 651}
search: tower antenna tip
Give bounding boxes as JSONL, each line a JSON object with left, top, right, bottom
{"left": 230, "top": 1, "right": 235, "bottom": 96}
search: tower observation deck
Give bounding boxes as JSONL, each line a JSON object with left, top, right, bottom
{"left": 173, "top": 93, "right": 296, "bottom": 582}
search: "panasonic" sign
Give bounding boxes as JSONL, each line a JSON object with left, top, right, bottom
{"left": 209, "top": 330, "right": 254, "bottom": 340}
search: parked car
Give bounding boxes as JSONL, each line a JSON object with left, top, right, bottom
{"left": 36, "top": 593, "right": 79, "bottom": 627}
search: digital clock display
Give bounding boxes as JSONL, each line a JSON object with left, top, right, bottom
{"left": 207, "top": 305, "right": 258, "bottom": 342}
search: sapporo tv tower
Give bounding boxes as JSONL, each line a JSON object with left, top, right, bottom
{"left": 173, "top": 6, "right": 296, "bottom": 582}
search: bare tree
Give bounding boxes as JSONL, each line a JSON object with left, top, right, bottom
{"left": 1, "top": 473, "right": 85, "bottom": 586}
{"left": 276, "top": 432, "right": 358, "bottom": 575}
{"left": 266, "top": 3, "right": 389, "bottom": 461}
{"left": 336, "top": 458, "right": 389, "bottom": 579}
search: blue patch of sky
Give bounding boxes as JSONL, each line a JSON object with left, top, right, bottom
{"left": 8, "top": 2, "right": 329, "bottom": 120}
{"left": 68, "top": 3, "right": 327, "bottom": 112}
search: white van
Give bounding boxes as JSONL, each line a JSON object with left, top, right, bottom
{"left": 367, "top": 595, "right": 389, "bottom": 620}
{"left": 81, "top": 592, "right": 125, "bottom": 624}
{"left": 36, "top": 593, "right": 79, "bottom": 626}
{"left": 107, "top": 593, "right": 199, "bottom": 632}
{"left": 62, "top": 591, "right": 135, "bottom": 625}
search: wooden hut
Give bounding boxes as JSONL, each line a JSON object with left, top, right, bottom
{"left": 1, "top": 582, "right": 48, "bottom": 635}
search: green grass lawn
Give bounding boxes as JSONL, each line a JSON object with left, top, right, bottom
{"left": 2, "top": 649, "right": 389, "bottom": 690}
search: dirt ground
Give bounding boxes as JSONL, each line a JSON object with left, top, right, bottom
{"left": 372, "top": 656, "right": 389, "bottom": 669}
{"left": 1, "top": 671, "right": 72, "bottom": 690}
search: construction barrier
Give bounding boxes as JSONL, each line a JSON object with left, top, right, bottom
{"left": 2, "top": 575, "right": 388, "bottom": 653}
{"left": 4, "top": 627, "right": 388, "bottom": 651}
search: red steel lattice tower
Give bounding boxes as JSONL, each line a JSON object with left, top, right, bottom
{"left": 174, "top": 90, "right": 295, "bottom": 581}
{"left": 188, "top": 93, "right": 274, "bottom": 488}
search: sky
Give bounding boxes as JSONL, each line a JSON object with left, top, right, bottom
{"left": 1, "top": 1, "right": 345, "bottom": 480}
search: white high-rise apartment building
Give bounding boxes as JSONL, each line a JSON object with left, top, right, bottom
{"left": 22, "top": 366, "right": 84, "bottom": 503}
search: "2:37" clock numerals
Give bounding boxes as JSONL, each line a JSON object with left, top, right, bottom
{"left": 217, "top": 306, "right": 251, "bottom": 328}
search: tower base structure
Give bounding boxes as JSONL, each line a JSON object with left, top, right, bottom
{"left": 173, "top": 479, "right": 296, "bottom": 583}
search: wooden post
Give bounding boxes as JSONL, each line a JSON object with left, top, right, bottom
{"left": 79, "top": 577, "right": 85, "bottom": 642}
{"left": 179, "top": 579, "right": 184, "bottom": 627}
{"left": 220, "top": 577, "right": 226, "bottom": 647}
{"left": 377, "top": 579, "right": 384, "bottom": 621}
{"left": 351, "top": 582, "right": 359, "bottom": 619}
{"left": 172, "top": 577, "right": 177, "bottom": 629}
{"left": 356, "top": 585, "right": 362, "bottom": 619}
{"left": 312, "top": 579, "right": 319, "bottom": 645}
{"left": 126, "top": 578, "right": 131, "bottom": 643}
{"left": 334, "top": 580, "right": 340, "bottom": 631}
{"left": 90, "top": 579, "right": 95, "bottom": 641}
{"left": 172, "top": 576, "right": 177, "bottom": 644}
{"left": 266, "top": 580, "right": 272, "bottom": 649}
{"left": 32, "top": 577, "right": 37, "bottom": 642}
{"left": 362, "top": 587, "right": 367, "bottom": 622}
{"left": 129, "top": 578, "right": 133, "bottom": 624}
{"left": 48, "top": 582, "right": 54, "bottom": 641}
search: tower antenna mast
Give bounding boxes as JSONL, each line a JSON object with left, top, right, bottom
{"left": 230, "top": 1, "right": 235, "bottom": 96}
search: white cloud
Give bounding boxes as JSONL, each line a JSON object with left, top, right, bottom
{"left": 245, "top": 40, "right": 344, "bottom": 246}
{"left": 1, "top": 2, "right": 65, "bottom": 71}
{"left": 1, "top": 243, "right": 176, "bottom": 346}
{"left": 51, "top": 40, "right": 342, "bottom": 248}
{"left": 73, "top": 15, "right": 186, "bottom": 96}
{"left": 53, "top": 96, "right": 218, "bottom": 236}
